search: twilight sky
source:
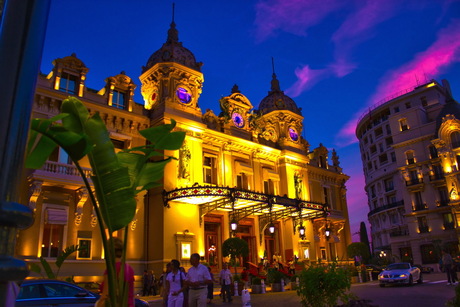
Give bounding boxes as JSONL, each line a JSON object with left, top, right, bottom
{"left": 40, "top": 0, "right": 460, "bottom": 241}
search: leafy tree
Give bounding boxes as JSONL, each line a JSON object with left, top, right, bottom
{"left": 359, "top": 222, "right": 371, "bottom": 263}
{"left": 296, "top": 263, "right": 355, "bottom": 307}
{"left": 347, "top": 242, "right": 370, "bottom": 264}
{"left": 26, "top": 97, "right": 185, "bottom": 307}
{"left": 222, "top": 237, "right": 249, "bottom": 274}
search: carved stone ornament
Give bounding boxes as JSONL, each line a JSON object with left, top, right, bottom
{"left": 29, "top": 180, "right": 43, "bottom": 212}
{"left": 74, "top": 187, "right": 89, "bottom": 226}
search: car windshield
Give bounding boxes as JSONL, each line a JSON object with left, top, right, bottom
{"left": 386, "top": 263, "right": 410, "bottom": 270}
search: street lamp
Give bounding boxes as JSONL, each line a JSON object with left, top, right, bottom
{"left": 299, "top": 225, "right": 305, "bottom": 238}
{"left": 269, "top": 222, "right": 275, "bottom": 234}
{"left": 230, "top": 217, "right": 238, "bottom": 232}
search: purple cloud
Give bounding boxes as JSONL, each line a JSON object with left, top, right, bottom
{"left": 254, "top": 0, "right": 344, "bottom": 42}
{"left": 285, "top": 65, "right": 330, "bottom": 97}
{"left": 336, "top": 19, "right": 460, "bottom": 147}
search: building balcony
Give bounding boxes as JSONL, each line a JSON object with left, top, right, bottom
{"left": 368, "top": 200, "right": 404, "bottom": 217}
{"left": 437, "top": 199, "right": 450, "bottom": 207}
{"left": 389, "top": 227, "right": 409, "bottom": 237}
{"left": 429, "top": 173, "right": 445, "bottom": 181}
{"left": 413, "top": 203, "right": 428, "bottom": 211}
{"left": 418, "top": 226, "right": 430, "bottom": 233}
{"left": 405, "top": 178, "right": 423, "bottom": 186}
{"left": 28, "top": 161, "right": 92, "bottom": 189}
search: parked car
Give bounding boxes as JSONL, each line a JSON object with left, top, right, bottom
{"left": 414, "top": 264, "right": 434, "bottom": 273}
{"left": 75, "top": 281, "right": 101, "bottom": 294}
{"left": 378, "top": 262, "right": 422, "bottom": 287}
{"left": 16, "top": 279, "right": 149, "bottom": 306}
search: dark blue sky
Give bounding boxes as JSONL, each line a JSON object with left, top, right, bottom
{"left": 40, "top": 0, "right": 460, "bottom": 240}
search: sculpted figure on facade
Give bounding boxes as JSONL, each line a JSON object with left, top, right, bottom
{"left": 179, "top": 142, "right": 191, "bottom": 179}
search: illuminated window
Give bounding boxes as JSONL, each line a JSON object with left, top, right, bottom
{"left": 443, "top": 213, "right": 455, "bottom": 230}
{"left": 203, "top": 155, "right": 217, "bottom": 185}
{"left": 112, "top": 90, "right": 126, "bottom": 109}
{"left": 41, "top": 206, "right": 67, "bottom": 258}
{"left": 406, "top": 151, "right": 415, "bottom": 164}
{"left": 263, "top": 179, "right": 275, "bottom": 194}
{"left": 399, "top": 118, "right": 409, "bottom": 131}
{"left": 236, "top": 173, "right": 249, "bottom": 190}
{"left": 59, "top": 72, "right": 77, "bottom": 94}
{"left": 451, "top": 132, "right": 460, "bottom": 149}
{"left": 417, "top": 216, "right": 429, "bottom": 233}
{"left": 429, "top": 145, "right": 438, "bottom": 159}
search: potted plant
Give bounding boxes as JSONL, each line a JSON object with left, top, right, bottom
{"left": 251, "top": 277, "right": 262, "bottom": 294}
{"left": 222, "top": 237, "right": 249, "bottom": 274}
{"left": 267, "top": 268, "right": 286, "bottom": 292}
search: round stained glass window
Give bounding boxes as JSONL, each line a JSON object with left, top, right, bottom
{"left": 176, "top": 87, "right": 192, "bottom": 104}
{"left": 289, "top": 127, "right": 299, "bottom": 141}
{"left": 232, "top": 112, "right": 245, "bottom": 128}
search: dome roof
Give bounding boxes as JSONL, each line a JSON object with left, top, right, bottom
{"left": 258, "top": 73, "right": 302, "bottom": 116}
{"left": 143, "top": 22, "right": 202, "bottom": 73}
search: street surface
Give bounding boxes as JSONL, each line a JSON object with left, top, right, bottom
{"left": 142, "top": 272, "right": 456, "bottom": 306}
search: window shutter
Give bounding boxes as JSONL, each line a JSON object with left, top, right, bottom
{"left": 45, "top": 208, "right": 68, "bottom": 225}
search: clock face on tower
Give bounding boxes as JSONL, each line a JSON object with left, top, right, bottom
{"left": 144, "top": 86, "right": 159, "bottom": 110}
{"left": 232, "top": 112, "right": 245, "bottom": 128}
{"left": 289, "top": 127, "right": 299, "bottom": 141}
{"left": 176, "top": 87, "right": 192, "bottom": 104}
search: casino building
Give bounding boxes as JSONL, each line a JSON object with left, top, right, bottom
{"left": 17, "top": 19, "right": 352, "bottom": 280}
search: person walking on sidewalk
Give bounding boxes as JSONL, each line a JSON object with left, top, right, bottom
{"left": 165, "top": 259, "right": 187, "bottom": 307}
{"left": 185, "top": 253, "right": 212, "bottom": 307}
{"left": 219, "top": 263, "right": 233, "bottom": 303}
{"left": 442, "top": 249, "right": 457, "bottom": 285}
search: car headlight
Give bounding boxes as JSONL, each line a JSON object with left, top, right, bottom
{"left": 399, "top": 274, "right": 407, "bottom": 278}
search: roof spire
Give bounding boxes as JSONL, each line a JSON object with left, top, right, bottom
{"left": 270, "top": 57, "right": 280, "bottom": 92}
{"left": 167, "top": 2, "right": 179, "bottom": 43}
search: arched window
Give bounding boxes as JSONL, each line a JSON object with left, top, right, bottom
{"left": 451, "top": 131, "right": 460, "bottom": 149}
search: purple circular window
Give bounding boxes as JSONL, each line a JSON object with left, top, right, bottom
{"left": 176, "top": 87, "right": 192, "bottom": 104}
{"left": 232, "top": 112, "right": 244, "bottom": 128}
{"left": 289, "top": 128, "right": 299, "bottom": 141}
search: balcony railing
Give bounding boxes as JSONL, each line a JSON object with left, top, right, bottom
{"left": 444, "top": 222, "right": 455, "bottom": 230}
{"left": 406, "top": 178, "right": 423, "bottom": 186}
{"left": 419, "top": 226, "right": 430, "bottom": 233}
{"left": 389, "top": 227, "right": 409, "bottom": 237}
{"left": 429, "top": 173, "right": 445, "bottom": 181}
{"left": 413, "top": 203, "right": 428, "bottom": 211}
{"left": 368, "top": 200, "right": 404, "bottom": 217}
{"left": 437, "top": 199, "right": 450, "bottom": 207}
{"left": 40, "top": 161, "right": 92, "bottom": 178}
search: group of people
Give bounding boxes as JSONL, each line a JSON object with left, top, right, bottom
{"left": 142, "top": 269, "right": 157, "bottom": 296}
{"left": 158, "top": 253, "right": 214, "bottom": 307}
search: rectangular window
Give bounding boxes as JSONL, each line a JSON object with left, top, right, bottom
{"left": 112, "top": 90, "right": 126, "bottom": 109}
{"left": 406, "top": 151, "right": 415, "bottom": 164}
{"left": 59, "top": 72, "right": 77, "bottom": 94}
{"left": 111, "top": 139, "right": 125, "bottom": 150}
{"left": 263, "top": 179, "right": 275, "bottom": 194}
{"left": 384, "top": 179, "right": 394, "bottom": 192}
{"left": 203, "top": 156, "right": 217, "bottom": 185}
{"left": 394, "top": 106, "right": 400, "bottom": 113}
{"left": 236, "top": 173, "right": 248, "bottom": 189}
{"left": 379, "top": 153, "right": 388, "bottom": 164}
{"left": 41, "top": 207, "right": 67, "bottom": 258}
{"left": 420, "top": 244, "right": 437, "bottom": 264}
{"left": 413, "top": 191, "right": 426, "bottom": 211}
{"left": 399, "top": 118, "right": 409, "bottom": 131}
{"left": 390, "top": 152, "right": 396, "bottom": 162}
{"left": 385, "top": 137, "right": 393, "bottom": 147}
{"left": 375, "top": 127, "right": 383, "bottom": 138}
{"left": 386, "top": 125, "right": 391, "bottom": 135}
{"left": 443, "top": 213, "right": 455, "bottom": 230}
{"left": 421, "top": 96, "right": 427, "bottom": 107}
{"left": 323, "top": 187, "right": 330, "bottom": 205}
{"left": 405, "top": 102, "right": 411, "bottom": 109}
{"left": 417, "top": 216, "right": 429, "bottom": 233}
{"left": 438, "top": 187, "right": 449, "bottom": 206}
{"left": 429, "top": 146, "right": 438, "bottom": 159}
{"left": 370, "top": 145, "right": 377, "bottom": 154}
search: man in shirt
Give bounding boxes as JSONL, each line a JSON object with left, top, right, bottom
{"left": 185, "top": 253, "right": 212, "bottom": 307}
{"left": 219, "top": 262, "right": 233, "bottom": 303}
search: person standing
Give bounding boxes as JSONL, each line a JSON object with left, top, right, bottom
{"left": 142, "top": 270, "right": 151, "bottom": 296}
{"left": 442, "top": 249, "right": 457, "bottom": 285}
{"left": 97, "top": 237, "right": 135, "bottom": 307}
{"left": 160, "top": 262, "right": 172, "bottom": 307}
{"left": 149, "top": 270, "right": 157, "bottom": 296}
{"left": 165, "top": 259, "right": 187, "bottom": 307}
{"left": 185, "top": 253, "right": 212, "bottom": 307}
{"left": 219, "top": 263, "right": 233, "bottom": 303}
{"left": 206, "top": 266, "right": 215, "bottom": 304}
